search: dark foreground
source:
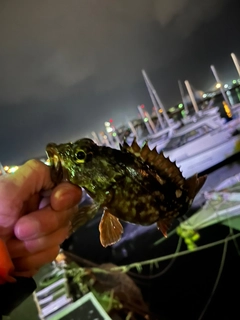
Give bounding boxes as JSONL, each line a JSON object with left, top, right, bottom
{"left": 9, "top": 153, "right": 240, "bottom": 320}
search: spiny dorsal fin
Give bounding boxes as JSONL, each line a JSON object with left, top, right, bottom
{"left": 120, "top": 138, "right": 185, "bottom": 186}
{"left": 139, "top": 142, "right": 184, "bottom": 185}
{"left": 120, "top": 137, "right": 141, "bottom": 155}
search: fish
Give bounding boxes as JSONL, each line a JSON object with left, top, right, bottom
{"left": 46, "top": 138, "right": 207, "bottom": 247}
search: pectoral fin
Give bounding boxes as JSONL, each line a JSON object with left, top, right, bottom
{"left": 70, "top": 203, "right": 99, "bottom": 233}
{"left": 157, "top": 219, "right": 173, "bottom": 238}
{"left": 99, "top": 209, "right": 124, "bottom": 247}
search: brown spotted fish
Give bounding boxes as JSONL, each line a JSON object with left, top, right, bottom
{"left": 46, "top": 138, "right": 206, "bottom": 247}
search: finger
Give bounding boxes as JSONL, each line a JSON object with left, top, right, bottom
{"left": 51, "top": 182, "right": 82, "bottom": 211}
{"left": 22, "top": 193, "right": 41, "bottom": 214}
{"left": 12, "top": 245, "right": 60, "bottom": 271}
{"left": 8, "top": 160, "right": 54, "bottom": 201}
{"left": 8, "top": 226, "right": 69, "bottom": 258}
{"left": 14, "top": 205, "right": 78, "bottom": 240}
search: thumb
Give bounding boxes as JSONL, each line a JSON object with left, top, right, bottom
{"left": 8, "top": 160, "right": 54, "bottom": 200}
{"left": 0, "top": 160, "right": 53, "bottom": 240}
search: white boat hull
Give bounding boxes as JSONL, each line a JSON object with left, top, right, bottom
{"left": 175, "top": 133, "right": 240, "bottom": 178}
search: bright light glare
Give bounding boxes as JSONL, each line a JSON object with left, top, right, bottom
{"left": 104, "top": 121, "right": 110, "bottom": 127}
{"left": 144, "top": 117, "right": 148, "bottom": 122}
{"left": 216, "top": 83, "right": 221, "bottom": 89}
{"left": 45, "top": 159, "right": 51, "bottom": 166}
{"left": 8, "top": 166, "right": 19, "bottom": 173}
{"left": 106, "top": 127, "right": 113, "bottom": 133}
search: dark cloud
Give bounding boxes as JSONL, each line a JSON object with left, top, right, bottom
{"left": 0, "top": 0, "right": 239, "bottom": 164}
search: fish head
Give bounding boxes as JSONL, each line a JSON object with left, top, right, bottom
{"left": 46, "top": 138, "right": 122, "bottom": 198}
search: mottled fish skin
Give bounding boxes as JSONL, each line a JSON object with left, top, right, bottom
{"left": 46, "top": 138, "right": 207, "bottom": 246}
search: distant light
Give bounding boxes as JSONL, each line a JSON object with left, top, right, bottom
{"left": 233, "top": 80, "right": 237, "bottom": 84}
{"left": 8, "top": 166, "right": 19, "bottom": 173}
{"left": 140, "top": 104, "right": 145, "bottom": 109}
{"left": 104, "top": 121, "right": 110, "bottom": 127}
{"left": 224, "top": 84, "right": 228, "bottom": 89}
{"left": 109, "top": 119, "right": 113, "bottom": 123}
{"left": 45, "top": 159, "right": 50, "bottom": 166}
{"left": 202, "top": 94, "right": 207, "bottom": 98}
{"left": 144, "top": 117, "right": 148, "bottom": 122}
{"left": 158, "top": 109, "right": 163, "bottom": 113}
{"left": 222, "top": 101, "right": 232, "bottom": 118}
{"left": 106, "top": 127, "right": 113, "bottom": 133}
{"left": 215, "top": 82, "right": 221, "bottom": 89}
{"left": 4, "top": 166, "right": 9, "bottom": 171}
{"left": 169, "top": 107, "right": 175, "bottom": 112}
{"left": 103, "top": 135, "right": 107, "bottom": 139}
{"left": 112, "top": 132, "right": 117, "bottom": 137}
{"left": 178, "top": 103, "right": 183, "bottom": 108}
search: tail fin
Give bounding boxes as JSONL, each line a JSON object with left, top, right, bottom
{"left": 185, "top": 174, "right": 207, "bottom": 199}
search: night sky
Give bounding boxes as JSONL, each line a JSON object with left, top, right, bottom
{"left": 1, "top": 0, "right": 240, "bottom": 165}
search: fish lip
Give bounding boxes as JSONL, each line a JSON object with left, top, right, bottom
{"left": 46, "top": 143, "right": 65, "bottom": 184}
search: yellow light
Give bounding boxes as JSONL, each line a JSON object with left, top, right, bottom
{"left": 216, "top": 83, "right": 221, "bottom": 89}
{"left": 158, "top": 109, "right": 163, "bottom": 113}
{"left": 4, "top": 166, "right": 9, "bottom": 171}
{"left": 8, "top": 166, "right": 19, "bottom": 173}
{"left": 222, "top": 101, "right": 232, "bottom": 118}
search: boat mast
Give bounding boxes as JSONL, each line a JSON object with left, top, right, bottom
{"left": 184, "top": 80, "right": 199, "bottom": 113}
{"left": 178, "top": 80, "right": 189, "bottom": 115}
{"left": 98, "top": 132, "right": 111, "bottom": 146}
{"left": 142, "top": 70, "right": 171, "bottom": 128}
{"left": 127, "top": 119, "right": 138, "bottom": 137}
{"left": 145, "top": 110, "right": 157, "bottom": 133}
{"left": 231, "top": 53, "right": 240, "bottom": 78}
{"left": 210, "top": 65, "right": 232, "bottom": 108}
{"left": 137, "top": 105, "right": 154, "bottom": 134}
{"left": 92, "top": 131, "right": 102, "bottom": 144}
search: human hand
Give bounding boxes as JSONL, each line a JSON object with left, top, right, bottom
{"left": 0, "top": 160, "right": 82, "bottom": 280}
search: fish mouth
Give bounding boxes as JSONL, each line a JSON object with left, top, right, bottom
{"left": 46, "top": 143, "right": 67, "bottom": 184}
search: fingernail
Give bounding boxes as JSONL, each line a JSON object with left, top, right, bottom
{"left": 15, "top": 219, "right": 39, "bottom": 240}
{"left": 39, "top": 197, "right": 50, "bottom": 209}
{"left": 54, "top": 189, "right": 80, "bottom": 209}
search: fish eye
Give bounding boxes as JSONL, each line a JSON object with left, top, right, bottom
{"left": 75, "top": 149, "right": 86, "bottom": 163}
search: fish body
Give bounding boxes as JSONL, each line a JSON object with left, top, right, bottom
{"left": 46, "top": 138, "right": 206, "bottom": 247}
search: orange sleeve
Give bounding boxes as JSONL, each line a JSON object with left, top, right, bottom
{"left": 0, "top": 239, "right": 16, "bottom": 284}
